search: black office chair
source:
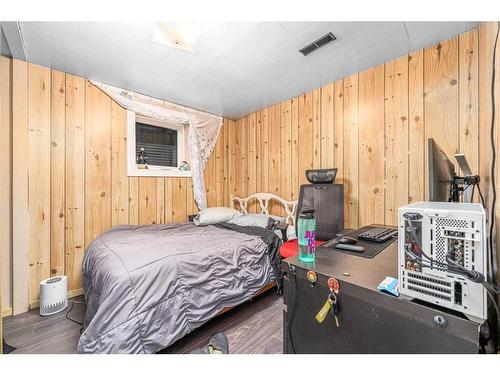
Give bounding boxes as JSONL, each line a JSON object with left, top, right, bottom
{"left": 296, "top": 169, "right": 344, "bottom": 241}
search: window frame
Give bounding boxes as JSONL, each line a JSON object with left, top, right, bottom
{"left": 127, "top": 110, "right": 191, "bottom": 177}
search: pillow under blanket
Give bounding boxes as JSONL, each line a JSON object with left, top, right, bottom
{"left": 193, "top": 207, "right": 241, "bottom": 225}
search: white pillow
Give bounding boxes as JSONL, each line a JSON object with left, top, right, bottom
{"left": 228, "top": 213, "right": 271, "bottom": 228}
{"left": 193, "top": 207, "right": 241, "bottom": 226}
{"left": 269, "top": 214, "right": 286, "bottom": 223}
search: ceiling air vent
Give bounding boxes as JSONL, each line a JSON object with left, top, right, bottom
{"left": 298, "top": 32, "right": 337, "bottom": 56}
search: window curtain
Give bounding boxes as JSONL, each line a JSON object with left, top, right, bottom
{"left": 90, "top": 81, "right": 222, "bottom": 210}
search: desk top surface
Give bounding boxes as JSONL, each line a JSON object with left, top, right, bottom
{"left": 283, "top": 235, "right": 398, "bottom": 293}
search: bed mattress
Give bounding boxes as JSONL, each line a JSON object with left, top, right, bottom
{"left": 78, "top": 222, "right": 279, "bottom": 353}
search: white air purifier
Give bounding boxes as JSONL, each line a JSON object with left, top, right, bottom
{"left": 40, "top": 275, "right": 68, "bottom": 316}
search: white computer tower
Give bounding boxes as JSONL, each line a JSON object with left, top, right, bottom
{"left": 398, "top": 202, "right": 487, "bottom": 322}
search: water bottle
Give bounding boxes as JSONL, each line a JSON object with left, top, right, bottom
{"left": 297, "top": 209, "right": 316, "bottom": 262}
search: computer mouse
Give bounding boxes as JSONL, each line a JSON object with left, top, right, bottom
{"left": 339, "top": 236, "right": 357, "bottom": 245}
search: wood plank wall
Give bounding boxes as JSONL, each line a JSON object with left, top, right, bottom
{"left": 2, "top": 23, "right": 500, "bottom": 318}
{"left": 3, "top": 63, "right": 229, "bottom": 310}
{"left": 228, "top": 26, "right": 497, "bottom": 235}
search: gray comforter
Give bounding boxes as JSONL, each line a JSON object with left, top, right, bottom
{"left": 78, "top": 223, "right": 276, "bottom": 354}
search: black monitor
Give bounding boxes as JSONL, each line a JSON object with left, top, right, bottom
{"left": 428, "top": 138, "right": 455, "bottom": 202}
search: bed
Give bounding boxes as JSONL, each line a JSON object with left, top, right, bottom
{"left": 77, "top": 193, "right": 297, "bottom": 354}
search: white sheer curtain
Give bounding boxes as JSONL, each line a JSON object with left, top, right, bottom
{"left": 91, "top": 81, "right": 222, "bottom": 210}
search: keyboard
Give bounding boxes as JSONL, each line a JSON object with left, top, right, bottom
{"left": 357, "top": 226, "right": 398, "bottom": 243}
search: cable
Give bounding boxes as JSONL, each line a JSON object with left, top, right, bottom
{"left": 287, "top": 266, "right": 298, "bottom": 354}
{"left": 484, "top": 22, "right": 500, "bottom": 353}
{"left": 488, "top": 21, "right": 499, "bottom": 284}
{"left": 477, "top": 184, "right": 486, "bottom": 208}
{"left": 404, "top": 218, "right": 497, "bottom": 288}
{"left": 65, "top": 299, "right": 85, "bottom": 334}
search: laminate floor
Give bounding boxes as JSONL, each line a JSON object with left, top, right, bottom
{"left": 2, "top": 290, "right": 283, "bottom": 354}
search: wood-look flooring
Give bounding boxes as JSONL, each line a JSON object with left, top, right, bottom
{"left": 2, "top": 290, "right": 283, "bottom": 354}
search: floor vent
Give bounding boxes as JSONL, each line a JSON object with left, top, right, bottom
{"left": 299, "top": 32, "right": 337, "bottom": 56}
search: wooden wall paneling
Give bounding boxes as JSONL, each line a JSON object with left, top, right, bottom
{"left": 0, "top": 56, "right": 12, "bottom": 314}
{"left": 479, "top": 22, "right": 498, "bottom": 205}
{"left": 290, "top": 97, "right": 300, "bottom": 201}
{"left": 65, "top": 74, "right": 85, "bottom": 293}
{"left": 12, "top": 59, "right": 29, "bottom": 314}
{"left": 408, "top": 51, "right": 425, "bottom": 203}
{"left": 298, "top": 92, "right": 314, "bottom": 187}
{"left": 478, "top": 22, "right": 497, "bottom": 206}
{"left": 227, "top": 119, "right": 236, "bottom": 200}
{"left": 128, "top": 177, "right": 139, "bottom": 224}
{"left": 240, "top": 117, "right": 249, "bottom": 198}
{"left": 385, "top": 57, "right": 409, "bottom": 225}
{"left": 172, "top": 178, "right": 188, "bottom": 222}
{"left": 268, "top": 104, "right": 281, "bottom": 214}
{"left": 156, "top": 178, "right": 165, "bottom": 223}
{"left": 280, "top": 100, "right": 292, "bottom": 202}
{"left": 259, "top": 108, "right": 269, "bottom": 194}
{"left": 247, "top": 113, "right": 257, "bottom": 212}
{"left": 333, "top": 80, "right": 344, "bottom": 183}
{"left": 223, "top": 120, "right": 231, "bottom": 205}
{"left": 424, "top": 37, "right": 459, "bottom": 198}
{"left": 493, "top": 24, "right": 500, "bottom": 287}
{"left": 164, "top": 178, "right": 173, "bottom": 223}
{"left": 343, "top": 74, "right": 360, "bottom": 228}
{"left": 215, "top": 121, "right": 226, "bottom": 207}
{"left": 111, "top": 102, "right": 129, "bottom": 225}
{"left": 50, "top": 70, "right": 66, "bottom": 277}
{"left": 358, "top": 65, "right": 385, "bottom": 227}
{"left": 233, "top": 119, "right": 242, "bottom": 198}
{"left": 312, "top": 88, "right": 321, "bottom": 169}
{"left": 138, "top": 177, "right": 157, "bottom": 224}
{"left": 320, "top": 83, "right": 335, "bottom": 168}
{"left": 459, "top": 29, "right": 480, "bottom": 193}
{"left": 255, "top": 112, "right": 262, "bottom": 194}
{"left": 28, "top": 64, "right": 51, "bottom": 304}
{"left": 84, "top": 83, "right": 112, "bottom": 247}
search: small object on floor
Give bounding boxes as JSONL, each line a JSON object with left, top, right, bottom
{"left": 377, "top": 276, "right": 399, "bottom": 297}
{"left": 2, "top": 338, "right": 16, "bottom": 354}
{"left": 190, "top": 332, "right": 229, "bottom": 354}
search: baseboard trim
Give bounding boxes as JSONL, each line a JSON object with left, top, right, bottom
{"left": 2, "top": 307, "right": 13, "bottom": 317}
{"left": 28, "top": 288, "right": 84, "bottom": 310}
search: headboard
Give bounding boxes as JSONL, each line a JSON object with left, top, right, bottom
{"left": 230, "top": 193, "right": 298, "bottom": 226}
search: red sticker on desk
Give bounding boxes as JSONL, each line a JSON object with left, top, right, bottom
{"left": 328, "top": 277, "right": 340, "bottom": 293}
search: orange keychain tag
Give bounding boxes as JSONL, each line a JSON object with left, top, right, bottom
{"left": 328, "top": 277, "right": 340, "bottom": 293}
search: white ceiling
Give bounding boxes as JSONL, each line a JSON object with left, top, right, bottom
{"left": 3, "top": 22, "right": 478, "bottom": 119}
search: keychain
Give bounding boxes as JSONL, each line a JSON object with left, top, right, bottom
{"left": 315, "top": 293, "right": 335, "bottom": 323}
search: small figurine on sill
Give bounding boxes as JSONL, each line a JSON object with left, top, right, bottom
{"left": 137, "top": 147, "right": 149, "bottom": 169}
{"left": 178, "top": 161, "right": 190, "bottom": 171}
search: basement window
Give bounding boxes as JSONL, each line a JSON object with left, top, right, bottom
{"left": 127, "top": 111, "right": 191, "bottom": 177}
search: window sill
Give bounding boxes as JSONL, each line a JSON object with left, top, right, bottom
{"left": 128, "top": 167, "right": 192, "bottom": 178}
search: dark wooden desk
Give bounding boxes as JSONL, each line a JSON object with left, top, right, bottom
{"left": 281, "top": 240, "right": 485, "bottom": 353}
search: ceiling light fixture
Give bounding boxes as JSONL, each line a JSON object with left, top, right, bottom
{"left": 152, "top": 22, "right": 201, "bottom": 52}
